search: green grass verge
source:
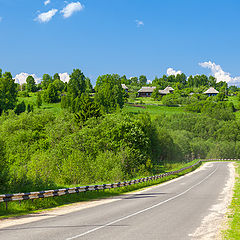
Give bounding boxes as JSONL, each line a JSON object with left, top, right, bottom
{"left": 0, "top": 160, "right": 201, "bottom": 219}
{"left": 223, "top": 162, "right": 240, "bottom": 239}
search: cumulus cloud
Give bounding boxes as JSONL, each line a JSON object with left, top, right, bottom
{"left": 61, "top": 2, "right": 84, "bottom": 18}
{"left": 59, "top": 72, "right": 70, "bottom": 82}
{"left": 167, "top": 68, "right": 182, "bottom": 76}
{"left": 199, "top": 61, "right": 240, "bottom": 85}
{"left": 14, "top": 73, "right": 41, "bottom": 85}
{"left": 35, "top": 9, "right": 58, "bottom": 23}
{"left": 44, "top": 0, "right": 51, "bottom": 5}
{"left": 135, "top": 20, "right": 144, "bottom": 27}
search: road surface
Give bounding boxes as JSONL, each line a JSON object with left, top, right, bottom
{"left": 0, "top": 162, "right": 235, "bottom": 240}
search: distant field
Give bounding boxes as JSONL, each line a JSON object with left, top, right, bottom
{"left": 123, "top": 103, "right": 185, "bottom": 117}
{"left": 18, "top": 93, "right": 62, "bottom": 114}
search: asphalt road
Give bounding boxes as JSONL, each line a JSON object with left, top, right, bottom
{"left": 0, "top": 162, "right": 233, "bottom": 240}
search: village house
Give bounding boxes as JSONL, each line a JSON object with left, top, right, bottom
{"left": 203, "top": 87, "right": 219, "bottom": 97}
{"left": 138, "top": 86, "right": 174, "bottom": 97}
{"left": 138, "top": 87, "right": 156, "bottom": 97}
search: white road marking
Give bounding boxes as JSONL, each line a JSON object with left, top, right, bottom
{"left": 66, "top": 166, "right": 218, "bottom": 240}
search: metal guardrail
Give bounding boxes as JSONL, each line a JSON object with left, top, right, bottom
{"left": 0, "top": 159, "right": 239, "bottom": 209}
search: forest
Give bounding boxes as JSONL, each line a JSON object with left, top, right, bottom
{"left": 1, "top": 68, "right": 240, "bottom": 194}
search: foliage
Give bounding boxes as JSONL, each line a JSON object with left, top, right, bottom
{"left": 74, "top": 94, "right": 101, "bottom": 124}
{"left": 67, "top": 69, "right": 86, "bottom": 98}
{"left": 41, "top": 74, "right": 53, "bottom": 90}
{"left": 0, "top": 72, "right": 18, "bottom": 115}
{"left": 14, "top": 101, "right": 26, "bottom": 115}
{"left": 95, "top": 74, "right": 124, "bottom": 113}
{"left": 36, "top": 92, "right": 42, "bottom": 108}
{"left": 43, "top": 83, "right": 59, "bottom": 103}
{"left": 26, "top": 76, "right": 37, "bottom": 92}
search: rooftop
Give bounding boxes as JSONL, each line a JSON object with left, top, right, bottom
{"left": 203, "top": 87, "right": 219, "bottom": 94}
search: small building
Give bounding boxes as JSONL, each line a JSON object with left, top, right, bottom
{"left": 164, "top": 86, "right": 174, "bottom": 93}
{"left": 203, "top": 87, "right": 219, "bottom": 97}
{"left": 121, "top": 84, "right": 128, "bottom": 92}
{"left": 138, "top": 86, "right": 175, "bottom": 97}
{"left": 138, "top": 87, "right": 156, "bottom": 97}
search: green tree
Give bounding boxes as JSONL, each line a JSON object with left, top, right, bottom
{"left": 75, "top": 94, "right": 101, "bottom": 124}
{"left": 43, "top": 83, "right": 59, "bottom": 103}
{"left": 0, "top": 72, "right": 18, "bottom": 114}
{"left": 85, "top": 77, "right": 93, "bottom": 94}
{"left": 53, "top": 73, "right": 60, "bottom": 80}
{"left": 151, "top": 87, "right": 161, "bottom": 100}
{"left": 95, "top": 74, "right": 124, "bottom": 113}
{"left": 67, "top": 69, "right": 86, "bottom": 98}
{"left": 41, "top": 74, "right": 53, "bottom": 90}
{"left": 130, "top": 77, "right": 138, "bottom": 85}
{"left": 139, "top": 75, "right": 147, "bottom": 86}
{"left": 26, "top": 76, "right": 37, "bottom": 92}
{"left": 53, "top": 79, "right": 65, "bottom": 93}
{"left": 36, "top": 92, "right": 42, "bottom": 108}
{"left": 14, "top": 101, "right": 26, "bottom": 115}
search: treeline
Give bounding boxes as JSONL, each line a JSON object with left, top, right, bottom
{"left": 0, "top": 69, "right": 126, "bottom": 119}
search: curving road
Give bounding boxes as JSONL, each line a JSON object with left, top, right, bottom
{"left": 0, "top": 162, "right": 235, "bottom": 240}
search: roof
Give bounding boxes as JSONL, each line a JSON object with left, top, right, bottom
{"left": 164, "top": 86, "right": 174, "bottom": 92}
{"left": 203, "top": 87, "right": 219, "bottom": 94}
{"left": 121, "top": 84, "right": 128, "bottom": 90}
{"left": 138, "top": 87, "right": 156, "bottom": 93}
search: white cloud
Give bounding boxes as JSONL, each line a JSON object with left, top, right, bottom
{"left": 35, "top": 9, "right": 58, "bottom": 23}
{"left": 14, "top": 73, "right": 41, "bottom": 85}
{"left": 61, "top": 2, "right": 84, "bottom": 18}
{"left": 59, "top": 72, "right": 70, "bottom": 82}
{"left": 167, "top": 68, "right": 182, "bottom": 76}
{"left": 199, "top": 61, "right": 240, "bottom": 85}
{"left": 44, "top": 0, "right": 51, "bottom": 6}
{"left": 135, "top": 20, "right": 144, "bottom": 27}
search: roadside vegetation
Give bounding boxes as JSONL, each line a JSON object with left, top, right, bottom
{"left": 223, "top": 162, "right": 240, "bottom": 239}
{"left": 0, "top": 160, "right": 200, "bottom": 219}
{"left": 1, "top": 68, "right": 240, "bottom": 220}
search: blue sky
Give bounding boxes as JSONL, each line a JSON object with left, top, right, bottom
{"left": 0, "top": 0, "right": 240, "bottom": 85}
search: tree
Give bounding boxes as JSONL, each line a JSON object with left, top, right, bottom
{"left": 0, "top": 72, "right": 18, "bottom": 114}
{"left": 26, "top": 76, "right": 37, "bottom": 92}
{"left": 139, "top": 75, "right": 147, "bottom": 86}
{"left": 130, "top": 77, "right": 138, "bottom": 85}
{"left": 41, "top": 74, "right": 53, "bottom": 90}
{"left": 53, "top": 73, "right": 60, "bottom": 80}
{"left": 43, "top": 83, "right": 59, "bottom": 103}
{"left": 67, "top": 69, "right": 86, "bottom": 98}
{"left": 14, "top": 101, "right": 26, "bottom": 115}
{"left": 74, "top": 94, "right": 101, "bottom": 124}
{"left": 53, "top": 79, "right": 65, "bottom": 93}
{"left": 85, "top": 77, "right": 93, "bottom": 94}
{"left": 36, "top": 92, "right": 42, "bottom": 108}
{"left": 151, "top": 87, "right": 161, "bottom": 101}
{"left": 95, "top": 74, "right": 124, "bottom": 113}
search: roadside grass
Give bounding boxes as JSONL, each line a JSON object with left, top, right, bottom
{"left": 0, "top": 160, "right": 201, "bottom": 219}
{"left": 223, "top": 162, "right": 240, "bottom": 239}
